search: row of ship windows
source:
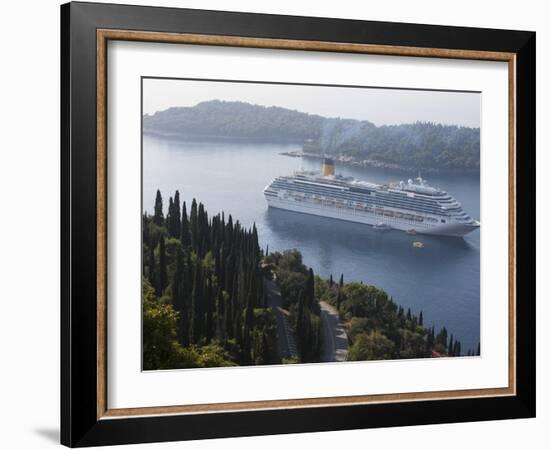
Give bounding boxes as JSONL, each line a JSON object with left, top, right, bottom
{"left": 271, "top": 184, "right": 452, "bottom": 216}
{"left": 277, "top": 181, "right": 449, "bottom": 208}
{"left": 293, "top": 177, "right": 451, "bottom": 200}
{"left": 291, "top": 178, "right": 452, "bottom": 202}
{"left": 273, "top": 192, "right": 447, "bottom": 223}
{"left": 273, "top": 181, "right": 441, "bottom": 204}
{"left": 267, "top": 190, "right": 473, "bottom": 223}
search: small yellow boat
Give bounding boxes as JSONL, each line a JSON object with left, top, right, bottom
{"left": 413, "top": 241, "right": 424, "bottom": 248}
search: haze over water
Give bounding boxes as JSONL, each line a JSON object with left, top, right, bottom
{"left": 143, "top": 134, "right": 480, "bottom": 354}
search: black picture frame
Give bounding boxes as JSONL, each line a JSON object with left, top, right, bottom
{"left": 61, "top": 1, "right": 535, "bottom": 447}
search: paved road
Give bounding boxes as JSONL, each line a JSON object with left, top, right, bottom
{"left": 320, "top": 301, "right": 349, "bottom": 362}
{"left": 265, "top": 279, "right": 298, "bottom": 359}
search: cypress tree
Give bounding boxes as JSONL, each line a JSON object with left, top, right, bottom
{"left": 216, "top": 288, "right": 225, "bottom": 341}
{"left": 142, "top": 215, "right": 150, "bottom": 248}
{"left": 419, "top": 310, "right": 423, "bottom": 326}
{"left": 228, "top": 271, "right": 239, "bottom": 340}
{"left": 189, "top": 263, "right": 203, "bottom": 345}
{"left": 242, "top": 296, "right": 254, "bottom": 365}
{"left": 172, "top": 247, "right": 188, "bottom": 345}
{"left": 233, "top": 309, "right": 243, "bottom": 352}
{"left": 329, "top": 274, "right": 333, "bottom": 288}
{"left": 158, "top": 235, "right": 167, "bottom": 294}
{"left": 436, "top": 327, "right": 448, "bottom": 349}
{"left": 426, "top": 325, "right": 434, "bottom": 350}
{"left": 167, "top": 197, "right": 174, "bottom": 236}
{"left": 153, "top": 189, "right": 164, "bottom": 226}
{"left": 197, "top": 202, "right": 208, "bottom": 256}
{"left": 225, "top": 291, "right": 233, "bottom": 341}
{"left": 296, "top": 292, "right": 307, "bottom": 360}
{"left": 339, "top": 273, "right": 344, "bottom": 289}
{"left": 148, "top": 244, "right": 156, "bottom": 288}
{"left": 306, "top": 268, "right": 315, "bottom": 307}
{"left": 173, "top": 190, "right": 181, "bottom": 238}
{"left": 448, "top": 334, "right": 454, "bottom": 356}
{"left": 336, "top": 289, "right": 343, "bottom": 311}
{"left": 205, "top": 275, "right": 214, "bottom": 343}
{"left": 251, "top": 223, "right": 258, "bottom": 250}
{"left": 190, "top": 199, "right": 198, "bottom": 250}
{"left": 180, "top": 201, "right": 191, "bottom": 248}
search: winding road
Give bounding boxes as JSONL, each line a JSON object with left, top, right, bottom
{"left": 265, "top": 278, "right": 348, "bottom": 362}
{"left": 319, "top": 301, "right": 349, "bottom": 362}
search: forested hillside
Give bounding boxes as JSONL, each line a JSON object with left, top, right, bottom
{"left": 144, "top": 100, "right": 480, "bottom": 170}
{"left": 142, "top": 191, "right": 477, "bottom": 370}
{"left": 143, "top": 189, "right": 280, "bottom": 369}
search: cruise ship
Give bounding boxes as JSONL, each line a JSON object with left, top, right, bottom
{"left": 263, "top": 158, "right": 480, "bottom": 237}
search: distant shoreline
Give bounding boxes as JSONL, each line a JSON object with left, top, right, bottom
{"left": 283, "top": 150, "right": 480, "bottom": 175}
{"left": 143, "top": 130, "right": 479, "bottom": 175}
{"left": 143, "top": 128, "right": 302, "bottom": 144}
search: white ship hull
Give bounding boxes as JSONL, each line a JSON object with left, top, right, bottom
{"left": 265, "top": 197, "right": 479, "bottom": 237}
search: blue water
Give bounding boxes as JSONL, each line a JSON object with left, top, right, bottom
{"left": 143, "top": 134, "right": 480, "bottom": 353}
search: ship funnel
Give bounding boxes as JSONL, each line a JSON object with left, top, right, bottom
{"left": 322, "top": 157, "right": 335, "bottom": 176}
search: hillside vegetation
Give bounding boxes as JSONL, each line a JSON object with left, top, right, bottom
{"left": 144, "top": 100, "right": 480, "bottom": 170}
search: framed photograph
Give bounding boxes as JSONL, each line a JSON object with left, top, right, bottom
{"left": 61, "top": 2, "right": 535, "bottom": 447}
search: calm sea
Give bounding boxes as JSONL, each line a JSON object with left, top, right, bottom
{"left": 143, "top": 134, "right": 480, "bottom": 353}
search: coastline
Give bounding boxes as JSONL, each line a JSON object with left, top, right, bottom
{"left": 281, "top": 150, "right": 480, "bottom": 175}
{"left": 144, "top": 130, "right": 479, "bottom": 175}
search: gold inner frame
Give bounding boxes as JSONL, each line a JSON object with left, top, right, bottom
{"left": 96, "top": 29, "right": 517, "bottom": 420}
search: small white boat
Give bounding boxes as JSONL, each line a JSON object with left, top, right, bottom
{"left": 413, "top": 241, "right": 424, "bottom": 248}
{"left": 373, "top": 222, "right": 391, "bottom": 231}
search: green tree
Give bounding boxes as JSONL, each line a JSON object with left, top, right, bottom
{"left": 158, "top": 235, "right": 167, "bottom": 295}
{"left": 189, "top": 263, "right": 203, "bottom": 345}
{"left": 347, "top": 331, "right": 395, "bottom": 361}
{"left": 180, "top": 201, "right": 191, "bottom": 248}
{"left": 190, "top": 198, "right": 198, "bottom": 250}
{"left": 143, "top": 278, "right": 198, "bottom": 370}
{"left": 171, "top": 247, "right": 188, "bottom": 346}
{"left": 336, "top": 289, "right": 343, "bottom": 311}
{"left": 173, "top": 190, "right": 182, "bottom": 238}
{"left": 153, "top": 189, "right": 164, "bottom": 226}
{"left": 166, "top": 196, "right": 174, "bottom": 236}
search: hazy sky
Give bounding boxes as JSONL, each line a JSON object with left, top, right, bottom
{"left": 143, "top": 78, "right": 480, "bottom": 128}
